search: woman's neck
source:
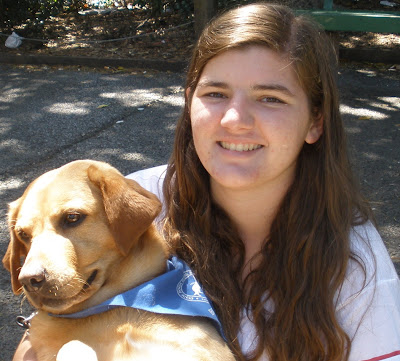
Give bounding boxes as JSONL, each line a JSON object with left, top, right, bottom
{"left": 211, "top": 178, "right": 291, "bottom": 265}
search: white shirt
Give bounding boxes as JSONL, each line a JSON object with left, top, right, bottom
{"left": 127, "top": 165, "right": 400, "bottom": 361}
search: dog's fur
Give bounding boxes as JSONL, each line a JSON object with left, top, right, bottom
{"left": 3, "top": 160, "right": 234, "bottom": 361}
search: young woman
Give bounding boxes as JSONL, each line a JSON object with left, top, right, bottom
{"left": 12, "top": 3, "right": 400, "bottom": 361}
{"left": 133, "top": 3, "right": 400, "bottom": 361}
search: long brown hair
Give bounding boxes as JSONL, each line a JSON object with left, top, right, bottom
{"left": 162, "top": 3, "right": 373, "bottom": 360}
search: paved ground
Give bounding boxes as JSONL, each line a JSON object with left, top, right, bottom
{"left": 0, "top": 62, "right": 399, "bottom": 361}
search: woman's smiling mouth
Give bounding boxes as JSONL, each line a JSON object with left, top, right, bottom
{"left": 219, "top": 142, "right": 263, "bottom": 152}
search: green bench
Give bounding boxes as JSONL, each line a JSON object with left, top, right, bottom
{"left": 295, "top": 0, "right": 400, "bottom": 33}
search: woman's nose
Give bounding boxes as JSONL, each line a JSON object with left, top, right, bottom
{"left": 220, "top": 96, "right": 254, "bottom": 131}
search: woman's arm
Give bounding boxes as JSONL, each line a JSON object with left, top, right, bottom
{"left": 13, "top": 332, "right": 37, "bottom": 361}
{"left": 338, "top": 223, "right": 400, "bottom": 361}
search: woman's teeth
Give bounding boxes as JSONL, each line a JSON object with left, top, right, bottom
{"left": 220, "top": 142, "right": 262, "bottom": 152}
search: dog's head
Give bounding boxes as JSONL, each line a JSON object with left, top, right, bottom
{"left": 2, "top": 160, "right": 163, "bottom": 313}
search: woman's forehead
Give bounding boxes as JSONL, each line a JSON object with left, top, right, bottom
{"left": 197, "top": 46, "right": 303, "bottom": 93}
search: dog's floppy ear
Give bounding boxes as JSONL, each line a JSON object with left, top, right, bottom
{"left": 2, "top": 198, "right": 28, "bottom": 295}
{"left": 87, "top": 165, "right": 162, "bottom": 256}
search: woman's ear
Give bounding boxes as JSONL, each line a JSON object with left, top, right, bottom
{"left": 305, "top": 112, "right": 324, "bottom": 145}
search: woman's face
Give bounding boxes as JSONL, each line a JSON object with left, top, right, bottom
{"left": 190, "top": 46, "right": 322, "bottom": 194}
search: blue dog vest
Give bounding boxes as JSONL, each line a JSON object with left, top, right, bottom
{"left": 52, "top": 257, "right": 226, "bottom": 340}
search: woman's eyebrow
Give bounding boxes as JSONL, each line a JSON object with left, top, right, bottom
{"left": 252, "top": 84, "right": 295, "bottom": 96}
{"left": 196, "top": 80, "right": 229, "bottom": 89}
{"left": 197, "top": 81, "right": 295, "bottom": 96}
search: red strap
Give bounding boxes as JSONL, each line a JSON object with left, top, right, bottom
{"left": 363, "top": 351, "right": 400, "bottom": 361}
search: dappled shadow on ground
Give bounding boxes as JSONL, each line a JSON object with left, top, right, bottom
{"left": 338, "top": 66, "right": 400, "bottom": 262}
{"left": 0, "top": 65, "right": 184, "bottom": 175}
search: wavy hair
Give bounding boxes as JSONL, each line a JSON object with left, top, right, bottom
{"left": 162, "top": 3, "right": 373, "bottom": 360}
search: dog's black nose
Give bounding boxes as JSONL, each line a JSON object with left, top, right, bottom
{"left": 29, "top": 275, "right": 46, "bottom": 289}
{"left": 19, "top": 270, "right": 46, "bottom": 291}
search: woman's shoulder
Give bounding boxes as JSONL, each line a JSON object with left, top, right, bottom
{"left": 337, "top": 220, "right": 399, "bottom": 313}
{"left": 337, "top": 221, "right": 400, "bottom": 361}
{"left": 349, "top": 221, "right": 397, "bottom": 281}
{"left": 126, "top": 164, "right": 167, "bottom": 183}
{"left": 126, "top": 164, "right": 167, "bottom": 201}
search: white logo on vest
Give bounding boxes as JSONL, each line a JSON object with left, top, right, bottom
{"left": 177, "top": 270, "right": 208, "bottom": 302}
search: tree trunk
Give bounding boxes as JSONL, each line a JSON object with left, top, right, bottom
{"left": 194, "top": 0, "right": 217, "bottom": 38}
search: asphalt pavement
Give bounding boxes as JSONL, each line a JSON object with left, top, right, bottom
{"left": 0, "top": 62, "right": 399, "bottom": 361}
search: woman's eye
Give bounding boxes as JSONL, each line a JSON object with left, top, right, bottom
{"left": 260, "top": 96, "right": 284, "bottom": 104}
{"left": 206, "top": 92, "right": 226, "bottom": 99}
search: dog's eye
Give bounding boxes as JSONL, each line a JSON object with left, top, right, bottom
{"left": 64, "top": 212, "right": 85, "bottom": 227}
{"left": 17, "top": 229, "right": 31, "bottom": 243}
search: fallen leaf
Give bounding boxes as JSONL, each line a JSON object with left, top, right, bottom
{"left": 97, "top": 104, "right": 109, "bottom": 109}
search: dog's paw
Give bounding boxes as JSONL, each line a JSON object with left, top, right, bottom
{"left": 57, "top": 340, "right": 98, "bottom": 361}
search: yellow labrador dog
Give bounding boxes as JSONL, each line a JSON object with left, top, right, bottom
{"left": 3, "top": 160, "right": 234, "bottom": 361}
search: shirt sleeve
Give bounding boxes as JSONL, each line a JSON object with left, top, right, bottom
{"left": 336, "top": 223, "right": 400, "bottom": 361}
{"left": 126, "top": 165, "right": 167, "bottom": 200}
{"left": 126, "top": 165, "right": 167, "bottom": 227}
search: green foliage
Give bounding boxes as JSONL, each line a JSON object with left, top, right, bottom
{"left": 0, "top": 0, "right": 64, "bottom": 29}
{"left": 134, "top": 0, "right": 193, "bottom": 16}
{"left": 0, "top": 0, "right": 195, "bottom": 30}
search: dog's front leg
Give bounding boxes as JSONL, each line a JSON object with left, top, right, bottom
{"left": 56, "top": 340, "right": 98, "bottom": 361}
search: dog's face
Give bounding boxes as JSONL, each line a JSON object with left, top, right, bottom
{"left": 2, "top": 160, "right": 162, "bottom": 314}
